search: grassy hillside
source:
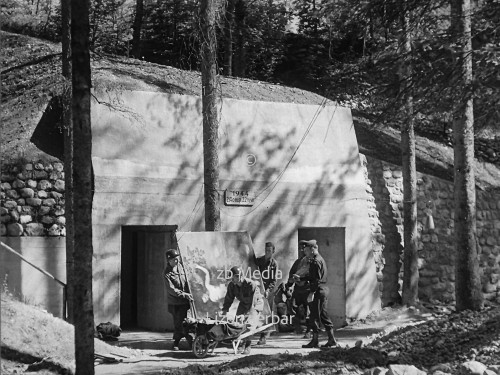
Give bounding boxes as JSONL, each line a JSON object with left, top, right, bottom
{"left": 1, "top": 290, "right": 140, "bottom": 374}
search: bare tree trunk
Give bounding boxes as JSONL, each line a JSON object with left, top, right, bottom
{"left": 131, "top": 0, "right": 143, "bottom": 58}
{"left": 42, "top": 0, "right": 53, "bottom": 34}
{"left": 451, "top": 0, "right": 483, "bottom": 311}
{"left": 61, "top": 0, "right": 74, "bottom": 324}
{"left": 400, "top": 0, "right": 418, "bottom": 307}
{"left": 71, "top": 0, "right": 95, "bottom": 372}
{"left": 223, "top": 0, "right": 235, "bottom": 76}
{"left": 200, "top": 0, "right": 221, "bottom": 231}
{"left": 90, "top": 0, "right": 102, "bottom": 48}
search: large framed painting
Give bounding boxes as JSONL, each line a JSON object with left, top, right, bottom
{"left": 176, "top": 231, "right": 271, "bottom": 325}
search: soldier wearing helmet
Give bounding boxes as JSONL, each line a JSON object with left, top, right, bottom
{"left": 164, "top": 248, "right": 194, "bottom": 351}
{"left": 220, "top": 265, "right": 264, "bottom": 354}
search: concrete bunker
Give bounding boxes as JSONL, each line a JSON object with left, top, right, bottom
{"left": 28, "top": 78, "right": 381, "bottom": 329}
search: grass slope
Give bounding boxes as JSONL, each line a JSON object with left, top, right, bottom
{"left": 1, "top": 291, "right": 140, "bottom": 374}
{"left": 2, "top": 291, "right": 75, "bottom": 373}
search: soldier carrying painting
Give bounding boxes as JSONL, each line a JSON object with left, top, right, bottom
{"left": 164, "top": 248, "right": 194, "bottom": 351}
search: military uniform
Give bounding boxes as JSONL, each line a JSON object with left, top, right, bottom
{"left": 255, "top": 256, "right": 278, "bottom": 294}
{"left": 300, "top": 239, "right": 337, "bottom": 348}
{"left": 255, "top": 242, "right": 279, "bottom": 345}
{"left": 164, "top": 249, "right": 192, "bottom": 349}
{"left": 222, "top": 274, "right": 264, "bottom": 354}
{"left": 222, "top": 277, "right": 264, "bottom": 317}
{"left": 305, "top": 253, "right": 334, "bottom": 333}
{"left": 286, "top": 255, "right": 311, "bottom": 332}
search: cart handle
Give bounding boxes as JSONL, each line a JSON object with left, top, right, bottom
{"left": 231, "top": 322, "right": 274, "bottom": 354}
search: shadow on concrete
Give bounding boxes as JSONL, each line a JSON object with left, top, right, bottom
{"left": 111, "top": 338, "right": 170, "bottom": 351}
{"left": 153, "top": 351, "right": 196, "bottom": 359}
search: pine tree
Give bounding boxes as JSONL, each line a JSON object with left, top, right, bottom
{"left": 200, "top": 0, "right": 221, "bottom": 231}
{"left": 61, "top": 0, "right": 74, "bottom": 323}
{"left": 400, "top": 0, "right": 419, "bottom": 307}
{"left": 451, "top": 0, "right": 484, "bottom": 311}
{"left": 71, "top": 0, "right": 95, "bottom": 372}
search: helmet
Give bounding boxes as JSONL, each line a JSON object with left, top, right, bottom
{"left": 165, "top": 249, "right": 180, "bottom": 260}
{"left": 230, "top": 266, "right": 242, "bottom": 276}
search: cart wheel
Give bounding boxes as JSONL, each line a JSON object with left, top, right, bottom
{"left": 192, "top": 335, "right": 209, "bottom": 358}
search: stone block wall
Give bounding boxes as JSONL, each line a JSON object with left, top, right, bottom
{"left": 477, "top": 189, "right": 500, "bottom": 301}
{"left": 360, "top": 155, "right": 387, "bottom": 303}
{"left": 1, "top": 161, "right": 66, "bottom": 237}
{"left": 362, "top": 156, "right": 404, "bottom": 306}
{"left": 364, "top": 155, "right": 500, "bottom": 305}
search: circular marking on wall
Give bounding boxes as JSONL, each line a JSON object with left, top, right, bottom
{"left": 247, "top": 154, "right": 257, "bottom": 166}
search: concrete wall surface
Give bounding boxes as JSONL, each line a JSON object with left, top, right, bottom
{"left": 0, "top": 237, "right": 66, "bottom": 318}
{"left": 90, "top": 90, "right": 381, "bottom": 325}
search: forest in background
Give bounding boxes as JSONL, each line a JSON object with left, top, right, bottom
{"left": 2, "top": 0, "right": 499, "bottom": 143}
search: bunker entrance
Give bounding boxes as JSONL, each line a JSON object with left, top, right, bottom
{"left": 120, "top": 225, "right": 177, "bottom": 330}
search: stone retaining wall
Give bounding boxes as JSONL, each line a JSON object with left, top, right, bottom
{"left": 2, "top": 158, "right": 500, "bottom": 305}
{"left": 361, "top": 155, "right": 404, "bottom": 306}
{"left": 364, "top": 155, "right": 500, "bottom": 305}
{"left": 1, "top": 161, "right": 66, "bottom": 237}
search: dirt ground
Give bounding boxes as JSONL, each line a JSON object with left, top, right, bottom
{"left": 3, "top": 290, "right": 500, "bottom": 374}
{"left": 92, "top": 306, "right": 430, "bottom": 375}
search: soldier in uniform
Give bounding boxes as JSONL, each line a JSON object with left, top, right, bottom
{"left": 220, "top": 266, "right": 264, "bottom": 354}
{"left": 286, "top": 240, "right": 312, "bottom": 335}
{"left": 300, "top": 240, "right": 337, "bottom": 348}
{"left": 164, "top": 248, "right": 194, "bottom": 351}
{"left": 255, "top": 241, "right": 279, "bottom": 345}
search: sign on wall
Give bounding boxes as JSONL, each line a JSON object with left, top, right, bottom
{"left": 224, "top": 189, "right": 255, "bottom": 206}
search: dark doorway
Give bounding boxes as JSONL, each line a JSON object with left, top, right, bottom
{"left": 298, "top": 227, "right": 346, "bottom": 328}
{"left": 120, "top": 225, "right": 177, "bottom": 331}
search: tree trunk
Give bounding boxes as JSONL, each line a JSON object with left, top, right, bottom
{"left": 200, "top": 0, "right": 221, "bottom": 231}
{"left": 451, "top": 0, "right": 484, "bottom": 311}
{"left": 400, "top": 1, "right": 418, "bottom": 307}
{"left": 71, "top": 0, "right": 95, "bottom": 373}
{"left": 233, "top": 0, "right": 246, "bottom": 77}
{"left": 61, "top": 0, "right": 74, "bottom": 324}
{"left": 173, "top": 0, "right": 180, "bottom": 63}
{"left": 131, "top": 0, "right": 144, "bottom": 58}
{"left": 90, "top": 0, "right": 102, "bottom": 48}
{"left": 223, "top": 0, "right": 235, "bottom": 76}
